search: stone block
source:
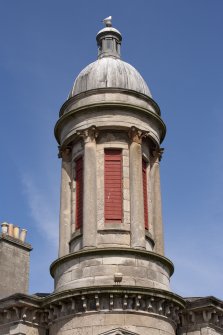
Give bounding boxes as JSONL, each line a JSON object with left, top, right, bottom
{"left": 123, "top": 189, "right": 130, "bottom": 200}
{"left": 152, "top": 281, "right": 169, "bottom": 290}
{"left": 80, "top": 255, "right": 103, "bottom": 267}
{"left": 123, "top": 156, "right": 129, "bottom": 167}
{"left": 119, "top": 276, "right": 136, "bottom": 286}
{"left": 135, "top": 277, "right": 155, "bottom": 288}
{"left": 104, "top": 312, "right": 125, "bottom": 325}
{"left": 117, "top": 265, "right": 147, "bottom": 278}
{"left": 56, "top": 277, "right": 95, "bottom": 292}
{"left": 56, "top": 270, "right": 72, "bottom": 288}
{"left": 122, "top": 149, "right": 129, "bottom": 157}
{"left": 158, "top": 272, "right": 170, "bottom": 286}
{"left": 71, "top": 268, "right": 83, "bottom": 280}
{"left": 123, "top": 178, "right": 129, "bottom": 188}
{"left": 10, "top": 323, "right": 42, "bottom": 335}
{"left": 147, "top": 269, "right": 158, "bottom": 281}
{"left": 123, "top": 200, "right": 130, "bottom": 212}
{"left": 97, "top": 207, "right": 104, "bottom": 218}
{"left": 94, "top": 275, "right": 115, "bottom": 286}
{"left": 136, "top": 257, "right": 153, "bottom": 268}
{"left": 72, "top": 326, "right": 93, "bottom": 335}
{"left": 136, "top": 327, "right": 160, "bottom": 335}
{"left": 97, "top": 233, "right": 130, "bottom": 246}
{"left": 83, "top": 264, "right": 118, "bottom": 277}
{"left": 124, "top": 313, "right": 174, "bottom": 331}
{"left": 123, "top": 168, "right": 129, "bottom": 180}
{"left": 123, "top": 211, "right": 130, "bottom": 224}
{"left": 102, "top": 255, "right": 136, "bottom": 266}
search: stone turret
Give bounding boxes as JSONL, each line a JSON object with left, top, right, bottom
{"left": 0, "top": 19, "right": 222, "bottom": 335}
{"left": 50, "top": 18, "right": 184, "bottom": 335}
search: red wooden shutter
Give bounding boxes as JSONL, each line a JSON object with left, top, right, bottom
{"left": 75, "top": 157, "right": 83, "bottom": 229}
{"left": 104, "top": 149, "right": 122, "bottom": 222}
{"left": 142, "top": 160, "right": 149, "bottom": 229}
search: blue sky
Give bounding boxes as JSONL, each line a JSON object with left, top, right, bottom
{"left": 0, "top": 1, "right": 223, "bottom": 298}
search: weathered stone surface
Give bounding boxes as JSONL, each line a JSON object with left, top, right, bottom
{"left": 83, "top": 139, "right": 97, "bottom": 248}
{"left": 58, "top": 109, "right": 163, "bottom": 147}
{"left": 59, "top": 149, "right": 72, "bottom": 257}
{"left": 53, "top": 249, "right": 171, "bottom": 292}
{"left": 69, "top": 57, "right": 152, "bottom": 98}
{"left": 0, "top": 236, "right": 31, "bottom": 299}
{"left": 150, "top": 151, "right": 164, "bottom": 255}
{"left": 129, "top": 140, "right": 145, "bottom": 250}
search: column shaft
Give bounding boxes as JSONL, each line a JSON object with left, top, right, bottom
{"left": 151, "top": 154, "right": 164, "bottom": 255}
{"left": 59, "top": 152, "right": 72, "bottom": 257}
{"left": 129, "top": 141, "right": 146, "bottom": 249}
{"left": 82, "top": 140, "right": 97, "bottom": 248}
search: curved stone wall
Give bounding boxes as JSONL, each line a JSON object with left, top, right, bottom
{"left": 51, "top": 249, "right": 173, "bottom": 293}
{"left": 57, "top": 108, "right": 164, "bottom": 147}
{"left": 50, "top": 312, "right": 176, "bottom": 335}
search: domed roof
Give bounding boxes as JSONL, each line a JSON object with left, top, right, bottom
{"left": 69, "top": 57, "right": 152, "bottom": 98}
{"left": 68, "top": 18, "right": 152, "bottom": 99}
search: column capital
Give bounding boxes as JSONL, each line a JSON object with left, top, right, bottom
{"left": 77, "top": 125, "right": 98, "bottom": 143}
{"left": 58, "top": 146, "right": 72, "bottom": 161}
{"left": 152, "top": 147, "right": 164, "bottom": 162}
{"left": 128, "top": 126, "right": 150, "bottom": 144}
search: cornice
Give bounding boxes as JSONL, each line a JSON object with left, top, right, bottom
{"left": 41, "top": 286, "right": 185, "bottom": 308}
{"left": 49, "top": 247, "right": 174, "bottom": 278}
{"left": 54, "top": 102, "right": 166, "bottom": 144}
{"left": 0, "top": 286, "right": 185, "bottom": 329}
{"left": 0, "top": 234, "right": 32, "bottom": 251}
{"left": 59, "top": 88, "right": 161, "bottom": 117}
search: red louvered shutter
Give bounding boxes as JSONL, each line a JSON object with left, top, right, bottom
{"left": 75, "top": 157, "right": 83, "bottom": 229}
{"left": 104, "top": 149, "right": 122, "bottom": 222}
{"left": 142, "top": 159, "right": 149, "bottom": 229}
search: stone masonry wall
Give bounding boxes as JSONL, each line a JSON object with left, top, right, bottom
{"left": 0, "top": 237, "right": 30, "bottom": 299}
{"left": 49, "top": 311, "right": 176, "bottom": 335}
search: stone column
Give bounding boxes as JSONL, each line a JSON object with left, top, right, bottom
{"left": 129, "top": 127, "right": 148, "bottom": 249}
{"left": 58, "top": 147, "right": 72, "bottom": 258}
{"left": 77, "top": 126, "right": 98, "bottom": 248}
{"left": 151, "top": 148, "right": 164, "bottom": 255}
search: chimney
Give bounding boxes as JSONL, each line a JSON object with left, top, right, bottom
{"left": 0, "top": 222, "right": 32, "bottom": 299}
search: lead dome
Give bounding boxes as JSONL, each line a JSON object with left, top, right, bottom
{"left": 68, "top": 24, "right": 152, "bottom": 98}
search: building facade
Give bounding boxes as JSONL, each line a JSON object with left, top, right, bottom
{"left": 0, "top": 19, "right": 222, "bottom": 335}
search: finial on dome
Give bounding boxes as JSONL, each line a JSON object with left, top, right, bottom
{"left": 103, "top": 16, "right": 112, "bottom": 27}
{"left": 96, "top": 18, "right": 122, "bottom": 59}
